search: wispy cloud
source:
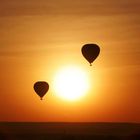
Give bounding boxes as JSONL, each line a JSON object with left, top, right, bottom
{"left": 0, "top": 0, "right": 140, "bottom": 67}
{"left": 0, "top": 0, "right": 140, "bottom": 16}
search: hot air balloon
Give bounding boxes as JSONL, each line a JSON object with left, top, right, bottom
{"left": 81, "top": 44, "right": 100, "bottom": 66}
{"left": 34, "top": 81, "right": 49, "bottom": 100}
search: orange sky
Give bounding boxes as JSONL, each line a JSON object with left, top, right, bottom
{"left": 0, "top": 0, "right": 140, "bottom": 122}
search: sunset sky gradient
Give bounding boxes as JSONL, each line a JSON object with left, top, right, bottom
{"left": 0, "top": 0, "right": 140, "bottom": 122}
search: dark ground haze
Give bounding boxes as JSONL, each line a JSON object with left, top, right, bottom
{"left": 0, "top": 122, "right": 140, "bottom": 140}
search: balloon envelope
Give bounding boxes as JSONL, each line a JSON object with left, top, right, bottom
{"left": 82, "top": 44, "right": 100, "bottom": 66}
{"left": 34, "top": 81, "right": 49, "bottom": 100}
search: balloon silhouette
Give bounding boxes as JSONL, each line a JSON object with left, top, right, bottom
{"left": 34, "top": 81, "right": 49, "bottom": 100}
{"left": 82, "top": 44, "right": 100, "bottom": 66}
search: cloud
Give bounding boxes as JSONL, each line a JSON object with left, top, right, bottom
{"left": 0, "top": 0, "right": 140, "bottom": 17}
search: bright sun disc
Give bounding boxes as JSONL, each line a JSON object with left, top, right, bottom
{"left": 53, "top": 66, "right": 90, "bottom": 101}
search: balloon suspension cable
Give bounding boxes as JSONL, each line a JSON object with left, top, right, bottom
{"left": 90, "top": 63, "right": 92, "bottom": 66}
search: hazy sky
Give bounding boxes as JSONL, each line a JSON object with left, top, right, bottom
{"left": 0, "top": 0, "right": 140, "bottom": 122}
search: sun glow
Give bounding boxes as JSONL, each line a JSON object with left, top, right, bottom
{"left": 53, "top": 66, "right": 90, "bottom": 101}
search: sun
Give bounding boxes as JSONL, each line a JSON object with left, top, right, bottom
{"left": 53, "top": 66, "right": 90, "bottom": 101}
